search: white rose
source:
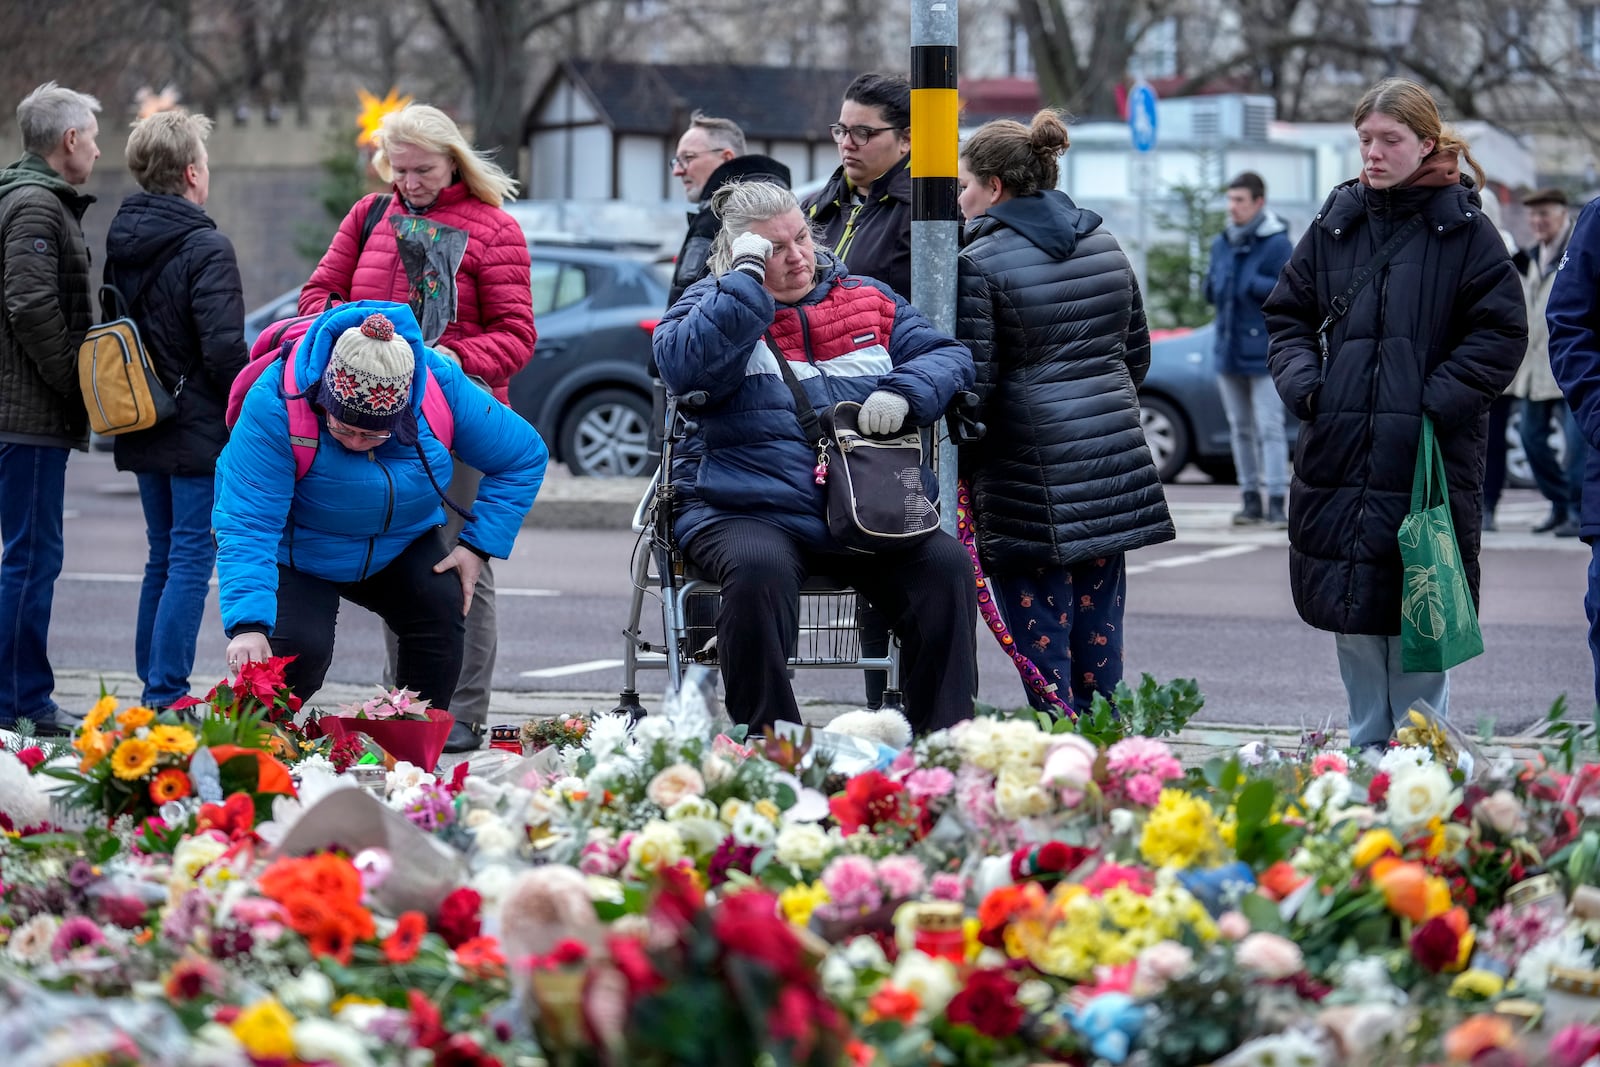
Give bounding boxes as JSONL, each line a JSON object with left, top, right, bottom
{"left": 775, "top": 823, "right": 832, "bottom": 870}
{"left": 1386, "top": 763, "right": 1459, "bottom": 832}
{"left": 385, "top": 761, "right": 427, "bottom": 796}
{"left": 1108, "top": 807, "right": 1138, "bottom": 835}
{"left": 292, "top": 1018, "right": 375, "bottom": 1067}
{"left": 732, "top": 808, "right": 776, "bottom": 848}
{"left": 995, "top": 764, "right": 1054, "bottom": 819}
{"left": 473, "top": 819, "right": 521, "bottom": 856}
{"left": 820, "top": 953, "right": 858, "bottom": 1000}
{"left": 890, "top": 949, "right": 960, "bottom": 1020}
{"left": 171, "top": 834, "right": 230, "bottom": 899}
{"left": 701, "top": 754, "right": 736, "bottom": 787}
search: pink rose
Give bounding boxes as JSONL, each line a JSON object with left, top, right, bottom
{"left": 1236, "top": 932, "right": 1304, "bottom": 978}
{"left": 1216, "top": 910, "right": 1251, "bottom": 941}
{"left": 904, "top": 767, "right": 955, "bottom": 801}
{"left": 1040, "top": 735, "right": 1097, "bottom": 802}
{"left": 1473, "top": 789, "right": 1527, "bottom": 837}
{"left": 1133, "top": 940, "right": 1195, "bottom": 994}
{"left": 645, "top": 763, "right": 706, "bottom": 810}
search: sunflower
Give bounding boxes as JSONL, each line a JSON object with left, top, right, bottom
{"left": 147, "top": 724, "right": 198, "bottom": 756}
{"left": 84, "top": 694, "right": 117, "bottom": 731}
{"left": 149, "top": 768, "right": 192, "bottom": 803}
{"left": 117, "top": 705, "right": 156, "bottom": 730}
{"left": 110, "top": 738, "right": 159, "bottom": 781}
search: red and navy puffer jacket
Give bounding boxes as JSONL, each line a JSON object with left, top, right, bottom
{"left": 299, "top": 184, "right": 535, "bottom": 401}
{"left": 654, "top": 253, "right": 973, "bottom": 550}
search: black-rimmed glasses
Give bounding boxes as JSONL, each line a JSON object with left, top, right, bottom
{"left": 829, "top": 123, "right": 901, "bottom": 146}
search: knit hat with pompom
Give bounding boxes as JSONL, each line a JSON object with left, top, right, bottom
{"left": 321, "top": 312, "right": 415, "bottom": 431}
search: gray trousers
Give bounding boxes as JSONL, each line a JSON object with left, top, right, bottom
{"left": 1333, "top": 633, "right": 1449, "bottom": 748}
{"left": 383, "top": 458, "right": 497, "bottom": 726}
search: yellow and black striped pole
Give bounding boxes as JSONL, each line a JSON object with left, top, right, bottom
{"left": 911, "top": 0, "right": 961, "bottom": 534}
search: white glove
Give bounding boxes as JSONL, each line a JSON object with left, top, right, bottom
{"left": 727, "top": 232, "right": 773, "bottom": 278}
{"left": 859, "top": 390, "right": 910, "bottom": 436}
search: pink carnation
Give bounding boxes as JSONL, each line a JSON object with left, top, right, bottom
{"left": 876, "top": 855, "right": 927, "bottom": 900}
{"left": 904, "top": 767, "right": 955, "bottom": 801}
{"left": 1120, "top": 772, "right": 1164, "bottom": 807}
{"left": 1105, "top": 737, "right": 1182, "bottom": 780}
{"left": 820, "top": 855, "right": 883, "bottom": 913}
{"left": 930, "top": 872, "right": 965, "bottom": 901}
{"left": 579, "top": 838, "right": 625, "bottom": 877}
{"left": 1311, "top": 752, "right": 1350, "bottom": 777}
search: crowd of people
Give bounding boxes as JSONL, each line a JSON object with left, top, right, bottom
{"left": 0, "top": 68, "right": 1593, "bottom": 755}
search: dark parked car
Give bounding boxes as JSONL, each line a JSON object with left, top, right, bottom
{"left": 242, "top": 241, "right": 668, "bottom": 479}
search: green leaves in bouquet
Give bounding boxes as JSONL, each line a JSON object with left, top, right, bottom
{"left": 1232, "top": 778, "right": 1297, "bottom": 868}
{"left": 1032, "top": 675, "right": 1204, "bottom": 747}
{"left": 1536, "top": 693, "right": 1600, "bottom": 775}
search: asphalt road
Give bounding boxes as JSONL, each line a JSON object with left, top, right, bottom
{"left": 52, "top": 452, "right": 1593, "bottom": 736}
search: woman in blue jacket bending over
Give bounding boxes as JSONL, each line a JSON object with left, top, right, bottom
{"left": 654, "top": 180, "right": 977, "bottom": 735}
{"left": 214, "top": 301, "right": 546, "bottom": 713}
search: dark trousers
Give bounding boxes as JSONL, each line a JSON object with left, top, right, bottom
{"left": 685, "top": 518, "right": 977, "bottom": 735}
{"left": 989, "top": 554, "right": 1127, "bottom": 714}
{"left": 1485, "top": 395, "right": 1511, "bottom": 516}
{"left": 272, "top": 529, "right": 466, "bottom": 711}
{"left": 1522, "top": 397, "right": 1572, "bottom": 515}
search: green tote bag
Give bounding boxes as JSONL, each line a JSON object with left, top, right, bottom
{"left": 1398, "top": 416, "right": 1485, "bottom": 672}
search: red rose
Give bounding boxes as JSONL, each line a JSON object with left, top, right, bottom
{"left": 437, "top": 886, "right": 483, "bottom": 949}
{"left": 829, "top": 771, "right": 907, "bottom": 835}
{"left": 713, "top": 890, "right": 804, "bottom": 978}
{"left": 14, "top": 747, "right": 43, "bottom": 770}
{"left": 1368, "top": 772, "right": 1391, "bottom": 805}
{"left": 1410, "top": 914, "right": 1463, "bottom": 973}
{"left": 946, "top": 968, "right": 1023, "bottom": 1038}
{"left": 650, "top": 863, "right": 705, "bottom": 928}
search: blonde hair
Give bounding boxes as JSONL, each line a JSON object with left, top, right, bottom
{"left": 961, "top": 109, "right": 1070, "bottom": 197}
{"left": 705, "top": 181, "right": 809, "bottom": 275}
{"left": 1353, "top": 78, "right": 1486, "bottom": 191}
{"left": 372, "top": 103, "right": 519, "bottom": 207}
{"left": 17, "top": 81, "right": 100, "bottom": 155}
{"left": 126, "top": 110, "right": 211, "bottom": 196}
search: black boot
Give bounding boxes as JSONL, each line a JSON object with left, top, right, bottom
{"left": 1265, "top": 495, "right": 1288, "bottom": 529}
{"left": 1232, "top": 490, "right": 1264, "bottom": 526}
{"left": 1533, "top": 506, "right": 1565, "bottom": 534}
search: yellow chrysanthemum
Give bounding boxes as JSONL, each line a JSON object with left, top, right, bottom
{"left": 231, "top": 998, "right": 295, "bottom": 1058}
{"left": 777, "top": 881, "right": 829, "bottom": 928}
{"left": 1139, "top": 789, "right": 1223, "bottom": 869}
{"left": 83, "top": 695, "right": 117, "bottom": 731}
{"left": 1450, "top": 968, "right": 1504, "bottom": 1001}
{"left": 146, "top": 724, "right": 198, "bottom": 756}
{"left": 110, "top": 738, "right": 159, "bottom": 781}
{"left": 117, "top": 706, "right": 155, "bottom": 730}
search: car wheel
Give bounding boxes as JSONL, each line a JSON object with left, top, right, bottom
{"left": 1139, "top": 395, "right": 1190, "bottom": 483}
{"left": 559, "top": 388, "right": 657, "bottom": 478}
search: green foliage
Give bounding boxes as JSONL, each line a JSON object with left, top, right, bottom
{"left": 1145, "top": 181, "right": 1226, "bottom": 330}
{"left": 1032, "top": 674, "right": 1205, "bottom": 747}
{"left": 295, "top": 126, "right": 376, "bottom": 267}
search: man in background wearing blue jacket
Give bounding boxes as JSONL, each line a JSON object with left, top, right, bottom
{"left": 1205, "top": 171, "right": 1293, "bottom": 528}
{"left": 1547, "top": 195, "right": 1600, "bottom": 712}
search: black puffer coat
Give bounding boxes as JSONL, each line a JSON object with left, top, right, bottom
{"left": 956, "top": 190, "right": 1174, "bottom": 568}
{"left": 1264, "top": 175, "right": 1525, "bottom": 636}
{"left": 103, "top": 193, "right": 247, "bottom": 476}
{"left": 803, "top": 153, "right": 912, "bottom": 299}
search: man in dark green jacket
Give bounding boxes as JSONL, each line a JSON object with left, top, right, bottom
{"left": 0, "top": 81, "right": 101, "bottom": 734}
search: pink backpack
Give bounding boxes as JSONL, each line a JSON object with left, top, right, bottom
{"left": 228, "top": 314, "right": 454, "bottom": 480}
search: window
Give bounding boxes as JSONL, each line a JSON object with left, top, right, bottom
{"left": 530, "top": 260, "right": 589, "bottom": 318}
{"left": 1131, "top": 17, "right": 1179, "bottom": 80}
{"left": 1581, "top": 5, "right": 1600, "bottom": 67}
{"left": 1007, "top": 15, "right": 1036, "bottom": 77}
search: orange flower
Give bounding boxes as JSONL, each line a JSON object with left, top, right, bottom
{"left": 207, "top": 745, "right": 295, "bottom": 796}
{"left": 149, "top": 768, "right": 192, "bottom": 804}
{"left": 117, "top": 706, "right": 156, "bottom": 730}
{"left": 84, "top": 695, "right": 117, "bottom": 731}
{"left": 383, "top": 911, "right": 427, "bottom": 964}
{"left": 1442, "top": 1013, "right": 1513, "bottom": 1063}
{"left": 1371, "top": 857, "right": 1450, "bottom": 922}
{"left": 309, "top": 920, "right": 359, "bottom": 966}
{"left": 1257, "top": 860, "right": 1308, "bottom": 902}
{"left": 454, "top": 934, "right": 506, "bottom": 976}
{"left": 976, "top": 882, "right": 1047, "bottom": 947}
{"left": 864, "top": 984, "right": 921, "bottom": 1024}
{"left": 76, "top": 726, "right": 114, "bottom": 771}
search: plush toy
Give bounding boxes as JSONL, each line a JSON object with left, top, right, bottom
{"left": 825, "top": 708, "right": 912, "bottom": 751}
{"left": 1068, "top": 992, "right": 1146, "bottom": 1065}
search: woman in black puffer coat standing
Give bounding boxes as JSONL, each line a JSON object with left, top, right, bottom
{"left": 103, "top": 110, "right": 247, "bottom": 709}
{"left": 956, "top": 110, "right": 1175, "bottom": 714}
{"left": 1264, "top": 79, "right": 1525, "bottom": 750}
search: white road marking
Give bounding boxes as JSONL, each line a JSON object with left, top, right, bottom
{"left": 521, "top": 658, "right": 624, "bottom": 679}
{"left": 1127, "top": 543, "right": 1260, "bottom": 575}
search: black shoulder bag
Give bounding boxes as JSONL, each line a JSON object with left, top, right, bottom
{"left": 1316, "top": 213, "right": 1427, "bottom": 382}
{"left": 766, "top": 331, "right": 939, "bottom": 553}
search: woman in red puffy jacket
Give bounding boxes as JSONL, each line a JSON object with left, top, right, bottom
{"left": 300, "top": 102, "right": 536, "bottom": 753}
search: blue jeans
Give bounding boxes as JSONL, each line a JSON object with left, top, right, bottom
{"left": 135, "top": 472, "right": 217, "bottom": 707}
{"left": 1333, "top": 633, "right": 1450, "bottom": 748}
{"left": 1587, "top": 544, "right": 1600, "bottom": 714}
{"left": 1217, "top": 372, "right": 1288, "bottom": 497}
{"left": 0, "top": 443, "right": 69, "bottom": 723}
{"left": 1520, "top": 398, "right": 1570, "bottom": 515}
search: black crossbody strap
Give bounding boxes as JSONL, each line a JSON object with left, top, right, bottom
{"left": 767, "top": 329, "right": 825, "bottom": 445}
{"left": 1319, "top": 213, "right": 1427, "bottom": 334}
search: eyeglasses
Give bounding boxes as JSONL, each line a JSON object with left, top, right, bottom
{"left": 670, "top": 150, "right": 708, "bottom": 170}
{"left": 829, "top": 123, "right": 901, "bottom": 146}
{"left": 328, "top": 421, "right": 391, "bottom": 442}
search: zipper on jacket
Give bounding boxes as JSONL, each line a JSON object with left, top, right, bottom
{"left": 833, "top": 201, "right": 866, "bottom": 264}
{"left": 358, "top": 451, "right": 397, "bottom": 580}
{"left": 1343, "top": 266, "right": 1390, "bottom": 613}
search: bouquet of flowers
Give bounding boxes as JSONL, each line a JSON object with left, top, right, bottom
{"left": 338, "top": 686, "right": 435, "bottom": 722}
{"left": 307, "top": 687, "right": 455, "bottom": 773}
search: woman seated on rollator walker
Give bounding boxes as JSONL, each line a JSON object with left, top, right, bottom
{"left": 653, "top": 180, "right": 978, "bottom": 735}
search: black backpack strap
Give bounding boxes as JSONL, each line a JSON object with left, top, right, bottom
{"left": 358, "top": 193, "right": 393, "bottom": 255}
{"left": 767, "top": 329, "right": 824, "bottom": 445}
{"left": 1317, "top": 213, "right": 1426, "bottom": 378}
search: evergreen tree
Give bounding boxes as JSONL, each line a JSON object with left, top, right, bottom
{"left": 1144, "top": 182, "right": 1226, "bottom": 330}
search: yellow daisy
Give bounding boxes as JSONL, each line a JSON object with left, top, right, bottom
{"left": 84, "top": 694, "right": 117, "bottom": 731}
{"left": 146, "top": 724, "right": 198, "bottom": 756}
{"left": 110, "top": 738, "right": 159, "bottom": 781}
{"left": 117, "top": 706, "right": 156, "bottom": 730}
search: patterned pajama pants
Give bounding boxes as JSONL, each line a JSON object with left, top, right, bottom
{"left": 988, "top": 554, "right": 1127, "bottom": 714}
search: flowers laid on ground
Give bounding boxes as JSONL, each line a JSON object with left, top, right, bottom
{"left": 338, "top": 685, "right": 436, "bottom": 722}
{"left": 8, "top": 677, "right": 1600, "bottom": 1064}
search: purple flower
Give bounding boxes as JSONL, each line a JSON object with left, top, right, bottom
{"left": 66, "top": 860, "right": 97, "bottom": 889}
{"left": 707, "top": 840, "right": 762, "bottom": 887}
{"left": 50, "top": 915, "right": 106, "bottom": 960}
{"left": 403, "top": 779, "right": 457, "bottom": 832}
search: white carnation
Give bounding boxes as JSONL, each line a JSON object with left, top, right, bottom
{"left": 473, "top": 819, "right": 521, "bottom": 856}
{"left": 1514, "top": 928, "right": 1595, "bottom": 993}
{"left": 1302, "top": 772, "right": 1352, "bottom": 814}
{"left": 633, "top": 715, "right": 675, "bottom": 748}
{"left": 1377, "top": 745, "right": 1434, "bottom": 776}
{"left": 775, "top": 823, "right": 832, "bottom": 869}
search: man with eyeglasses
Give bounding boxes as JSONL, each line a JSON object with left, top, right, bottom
{"left": 802, "top": 72, "right": 913, "bottom": 300}
{"left": 666, "top": 111, "right": 791, "bottom": 308}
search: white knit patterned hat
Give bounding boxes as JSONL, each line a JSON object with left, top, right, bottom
{"left": 322, "top": 312, "right": 414, "bottom": 431}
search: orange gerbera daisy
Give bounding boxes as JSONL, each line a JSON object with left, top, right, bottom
{"left": 149, "top": 768, "right": 192, "bottom": 804}
{"left": 84, "top": 694, "right": 117, "bottom": 731}
{"left": 147, "top": 724, "right": 198, "bottom": 756}
{"left": 383, "top": 911, "right": 427, "bottom": 964}
{"left": 110, "top": 738, "right": 159, "bottom": 781}
{"left": 117, "top": 706, "right": 156, "bottom": 730}
{"left": 454, "top": 935, "right": 506, "bottom": 976}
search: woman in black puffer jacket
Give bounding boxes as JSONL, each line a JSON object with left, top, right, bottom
{"left": 1264, "top": 79, "right": 1525, "bottom": 750}
{"left": 956, "top": 110, "right": 1174, "bottom": 714}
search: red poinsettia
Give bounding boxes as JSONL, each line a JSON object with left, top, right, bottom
{"left": 196, "top": 792, "right": 257, "bottom": 840}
